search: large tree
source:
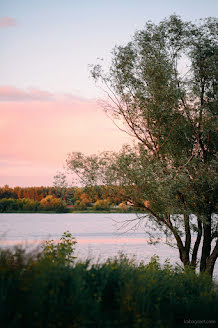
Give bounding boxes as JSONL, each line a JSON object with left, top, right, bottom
{"left": 66, "top": 16, "right": 218, "bottom": 277}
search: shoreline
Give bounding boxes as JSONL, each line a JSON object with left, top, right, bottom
{"left": 0, "top": 210, "right": 145, "bottom": 214}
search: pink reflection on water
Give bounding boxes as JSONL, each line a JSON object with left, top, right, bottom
{"left": 77, "top": 238, "right": 151, "bottom": 244}
{"left": 0, "top": 237, "right": 162, "bottom": 246}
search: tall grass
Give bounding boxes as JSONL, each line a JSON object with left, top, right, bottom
{"left": 0, "top": 236, "right": 217, "bottom": 327}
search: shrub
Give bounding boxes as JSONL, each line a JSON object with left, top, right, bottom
{"left": 19, "top": 198, "right": 40, "bottom": 211}
{"left": 0, "top": 198, "right": 18, "bottom": 212}
{"left": 93, "top": 199, "right": 111, "bottom": 211}
{"left": 40, "top": 195, "right": 66, "bottom": 212}
{"left": 40, "top": 231, "right": 77, "bottom": 265}
{"left": 0, "top": 243, "right": 217, "bottom": 327}
{"left": 118, "top": 202, "right": 128, "bottom": 212}
{"left": 73, "top": 200, "right": 88, "bottom": 211}
{"left": 0, "top": 198, "right": 40, "bottom": 212}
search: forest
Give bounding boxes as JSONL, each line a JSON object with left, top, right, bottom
{"left": 0, "top": 185, "right": 136, "bottom": 213}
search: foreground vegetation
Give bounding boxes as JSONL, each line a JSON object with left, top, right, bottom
{"left": 0, "top": 233, "right": 217, "bottom": 328}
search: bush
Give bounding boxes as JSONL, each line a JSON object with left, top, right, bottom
{"left": 18, "top": 198, "right": 40, "bottom": 211}
{"left": 40, "top": 195, "right": 66, "bottom": 212}
{"left": 73, "top": 200, "right": 88, "bottom": 211}
{"left": 40, "top": 231, "right": 77, "bottom": 265}
{"left": 118, "top": 202, "right": 128, "bottom": 212}
{"left": 93, "top": 199, "right": 111, "bottom": 211}
{"left": 0, "top": 241, "right": 217, "bottom": 328}
{"left": 0, "top": 198, "right": 40, "bottom": 212}
{"left": 0, "top": 198, "right": 18, "bottom": 212}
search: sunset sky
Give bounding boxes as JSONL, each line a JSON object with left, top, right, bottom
{"left": 1, "top": 0, "right": 217, "bottom": 187}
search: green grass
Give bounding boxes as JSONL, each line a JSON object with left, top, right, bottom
{"left": 0, "top": 242, "right": 217, "bottom": 328}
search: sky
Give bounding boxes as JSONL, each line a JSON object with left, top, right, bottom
{"left": 0, "top": 0, "right": 217, "bottom": 187}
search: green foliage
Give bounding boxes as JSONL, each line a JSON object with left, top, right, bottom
{"left": 0, "top": 247, "right": 217, "bottom": 328}
{"left": 0, "top": 197, "right": 67, "bottom": 213}
{"left": 0, "top": 198, "right": 18, "bottom": 212}
{"left": 40, "top": 231, "right": 77, "bottom": 265}
{"left": 0, "top": 198, "right": 40, "bottom": 212}
{"left": 19, "top": 198, "right": 40, "bottom": 211}
{"left": 0, "top": 185, "right": 17, "bottom": 199}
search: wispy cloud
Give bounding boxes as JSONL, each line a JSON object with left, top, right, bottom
{"left": 0, "top": 17, "right": 17, "bottom": 28}
{"left": 0, "top": 85, "right": 96, "bottom": 103}
{"left": 0, "top": 86, "right": 54, "bottom": 102}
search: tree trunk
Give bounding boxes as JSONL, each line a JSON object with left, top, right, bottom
{"left": 205, "top": 239, "right": 218, "bottom": 277}
{"left": 200, "top": 215, "right": 212, "bottom": 272}
{"left": 191, "top": 218, "right": 202, "bottom": 269}
{"left": 184, "top": 214, "right": 191, "bottom": 265}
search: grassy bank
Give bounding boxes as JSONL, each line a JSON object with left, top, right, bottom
{"left": 1, "top": 209, "right": 143, "bottom": 214}
{"left": 0, "top": 210, "right": 69, "bottom": 214}
{"left": 0, "top": 244, "right": 217, "bottom": 328}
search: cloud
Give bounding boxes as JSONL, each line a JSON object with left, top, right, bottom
{"left": 0, "top": 17, "right": 17, "bottom": 28}
{"left": 0, "top": 86, "right": 54, "bottom": 102}
{"left": 0, "top": 85, "right": 96, "bottom": 103}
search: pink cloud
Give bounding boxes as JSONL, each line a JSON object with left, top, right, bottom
{"left": 0, "top": 17, "right": 17, "bottom": 28}
{"left": 0, "top": 86, "right": 54, "bottom": 102}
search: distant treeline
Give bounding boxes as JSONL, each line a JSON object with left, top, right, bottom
{"left": 0, "top": 185, "right": 68, "bottom": 201}
{"left": 0, "top": 185, "right": 137, "bottom": 212}
{"left": 0, "top": 196, "right": 66, "bottom": 213}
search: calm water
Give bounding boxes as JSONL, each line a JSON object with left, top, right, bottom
{"left": 0, "top": 213, "right": 217, "bottom": 278}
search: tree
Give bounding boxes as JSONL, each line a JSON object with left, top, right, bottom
{"left": 66, "top": 16, "right": 218, "bottom": 277}
{"left": 40, "top": 195, "right": 66, "bottom": 212}
{"left": 93, "top": 199, "right": 111, "bottom": 211}
{"left": 0, "top": 185, "right": 17, "bottom": 199}
{"left": 53, "top": 171, "right": 68, "bottom": 201}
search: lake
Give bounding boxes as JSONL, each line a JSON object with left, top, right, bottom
{"left": 0, "top": 213, "right": 217, "bottom": 279}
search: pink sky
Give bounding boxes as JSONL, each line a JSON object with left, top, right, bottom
{"left": 0, "top": 86, "right": 130, "bottom": 186}
{"left": 1, "top": 2, "right": 216, "bottom": 187}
